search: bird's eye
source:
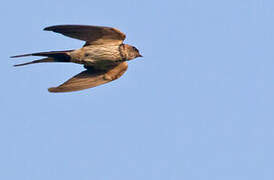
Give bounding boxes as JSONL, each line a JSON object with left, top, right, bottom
{"left": 132, "top": 47, "right": 139, "bottom": 52}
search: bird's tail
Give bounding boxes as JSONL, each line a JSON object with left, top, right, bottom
{"left": 11, "top": 50, "right": 74, "bottom": 67}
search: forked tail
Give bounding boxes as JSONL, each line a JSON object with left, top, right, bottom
{"left": 11, "top": 50, "right": 73, "bottom": 67}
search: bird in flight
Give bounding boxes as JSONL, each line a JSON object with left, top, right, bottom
{"left": 11, "top": 25, "right": 142, "bottom": 93}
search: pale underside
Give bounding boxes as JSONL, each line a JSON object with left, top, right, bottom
{"left": 69, "top": 45, "right": 122, "bottom": 70}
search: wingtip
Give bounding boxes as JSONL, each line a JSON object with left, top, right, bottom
{"left": 44, "top": 26, "right": 56, "bottom": 31}
{"left": 44, "top": 25, "right": 62, "bottom": 31}
{"left": 43, "top": 27, "right": 51, "bottom": 31}
{"left": 48, "top": 87, "right": 57, "bottom": 92}
{"left": 48, "top": 87, "right": 65, "bottom": 93}
{"left": 48, "top": 88, "right": 73, "bottom": 93}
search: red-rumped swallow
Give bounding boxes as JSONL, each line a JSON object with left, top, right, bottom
{"left": 11, "top": 25, "right": 142, "bottom": 93}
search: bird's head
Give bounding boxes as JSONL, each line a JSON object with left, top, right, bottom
{"left": 123, "top": 44, "right": 143, "bottom": 60}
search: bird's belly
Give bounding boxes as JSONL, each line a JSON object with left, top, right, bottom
{"left": 85, "top": 59, "right": 119, "bottom": 70}
{"left": 84, "top": 45, "right": 121, "bottom": 60}
{"left": 71, "top": 45, "right": 122, "bottom": 69}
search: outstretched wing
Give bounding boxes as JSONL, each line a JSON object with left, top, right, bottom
{"left": 48, "top": 62, "right": 128, "bottom": 93}
{"left": 44, "top": 25, "right": 126, "bottom": 45}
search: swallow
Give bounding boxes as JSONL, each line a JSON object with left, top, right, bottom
{"left": 11, "top": 25, "right": 142, "bottom": 93}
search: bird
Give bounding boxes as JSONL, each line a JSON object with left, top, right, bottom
{"left": 11, "top": 25, "right": 142, "bottom": 93}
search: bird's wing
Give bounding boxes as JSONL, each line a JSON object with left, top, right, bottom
{"left": 48, "top": 62, "right": 128, "bottom": 93}
{"left": 44, "top": 25, "right": 126, "bottom": 45}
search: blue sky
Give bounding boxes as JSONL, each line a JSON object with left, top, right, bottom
{"left": 1, "top": 0, "right": 274, "bottom": 179}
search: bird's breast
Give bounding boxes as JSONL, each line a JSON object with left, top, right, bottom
{"left": 70, "top": 45, "right": 122, "bottom": 70}
{"left": 83, "top": 45, "right": 121, "bottom": 61}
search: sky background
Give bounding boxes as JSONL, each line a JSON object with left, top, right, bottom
{"left": 0, "top": 0, "right": 274, "bottom": 179}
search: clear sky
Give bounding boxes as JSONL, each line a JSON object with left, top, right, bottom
{"left": 1, "top": 0, "right": 274, "bottom": 179}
